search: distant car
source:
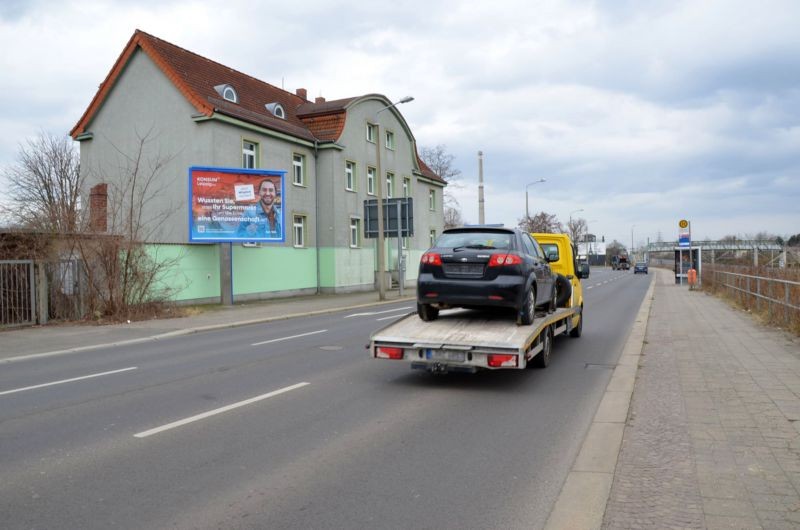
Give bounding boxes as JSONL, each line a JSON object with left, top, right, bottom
{"left": 417, "top": 226, "right": 556, "bottom": 325}
{"left": 634, "top": 261, "right": 648, "bottom": 274}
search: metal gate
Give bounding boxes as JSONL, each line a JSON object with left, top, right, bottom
{"left": 0, "top": 260, "right": 36, "bottom": 327}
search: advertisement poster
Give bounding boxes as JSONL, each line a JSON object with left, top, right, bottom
{"left": 188, "top": 167, "right": 286, "bottom": 243}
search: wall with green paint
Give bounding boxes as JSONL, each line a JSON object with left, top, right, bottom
{"left": 150, "top": 244, "right": 220, "bottom": 301}
{"left": 232, "top": 245, "right": 317, "bottom": 296}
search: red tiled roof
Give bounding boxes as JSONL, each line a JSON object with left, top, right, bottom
{"left": 70, "top": 30, "right": 446, "bottom": 185}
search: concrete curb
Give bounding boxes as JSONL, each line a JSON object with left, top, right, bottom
{"left": 1, "top": 297, "right": 415, "bottom": 364}
{"left": 544, "top": 270, "right": 658, "bottom": 530}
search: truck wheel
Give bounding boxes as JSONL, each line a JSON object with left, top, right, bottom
{"left": 554, "top": 274, "right": 572, "bottom": 307}
{"left": 569, "top": 306, "right": 583, "bottom": 338}
{"left": 532, "top": 325, "right": 552, "bottom": 368}
{"left": 518, "top": 286, "right": 535, "bottom": 325}
{"left": 418, "top": 303, "right": 439, "bottom": 322}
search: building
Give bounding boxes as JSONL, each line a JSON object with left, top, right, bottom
{"left": 71, "top": 30, "right": 445, "bottom": 303}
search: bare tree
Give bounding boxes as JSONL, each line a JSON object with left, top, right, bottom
{"left": 566, "top": 217, "right": 588, "bottom": 242}
{"left": 518, "top": 211, "right": 563, "bottom": 233}
{"left": 420, "top": 144, "right": 463, "bottom": 227}
{"left": 77, "top": 130, "right": 182, "bottom": 319}
{"left": 3, "top": 132, "right": 82, "bottom": 232}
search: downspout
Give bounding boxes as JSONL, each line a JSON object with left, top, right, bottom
{"left": 314, "top": 139, "right": 321, "bottom": 294}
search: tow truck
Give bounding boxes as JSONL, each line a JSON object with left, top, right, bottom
{"left": 370, "top": 233, "right": 586, "bottom": 373}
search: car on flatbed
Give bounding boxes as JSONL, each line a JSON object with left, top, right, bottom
{"left": 416, "top": 226, "right": 556, "bottom": 325}
{"left": 373, "top": 233, "right": 587, "bottom": 373}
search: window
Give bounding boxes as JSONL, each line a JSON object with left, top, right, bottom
{"left": 386, "top": 172, "right": 395, "bottom": 198}
{"left": 293, "top": 154, "right": 305, "bottom": 185}
{"left": 366, "top": 123, "right": 377, "bottom": 143}
{"left": 350, "top": 217, "right": 361, "bottom": 248}
{"left": 430, "top": 229, "right": 437, "bottom": 248}
{"left": 429, "top": 189, "right": 436, "bottom": 210}
{"left": 345, "top": 161, "right": 356, "bottom": 191}
{"left": 242, "top": 140, "right": 257, "bottom": 169}
{"left": 265, "top": 102, "right": 285, "bottom": 119}
{"left": 215, "top": 84, "right": 238, "bottom": 103}
{"left": 385, "top": 130, "right": 395, "bottom": 150}
{"left": 367, "top": 167, "right": 376, "bottom": 195}
{"left": 293, "top": 215, "right": 306, "bottom": 247}
{"left": 403, "top": 177, "right": 411, "bottom": 198}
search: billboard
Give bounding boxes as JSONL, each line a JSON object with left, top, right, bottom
{"left": 188, "top": 167, "right": 286, "bottom": 243}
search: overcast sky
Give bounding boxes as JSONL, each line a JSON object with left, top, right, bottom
{"left": 1, "top": 0, "right": 798, "bottom": 247}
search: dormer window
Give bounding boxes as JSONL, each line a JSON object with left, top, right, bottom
{"left": 265, "top": 102, "right": 285, "bottom": 119}
{"left": 214, "top": 84, "right": 238, "bottom": 103}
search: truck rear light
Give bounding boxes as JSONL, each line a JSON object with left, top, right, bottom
{"left": 421, "top": 252, "right": 442, "bottom": 266}
{"left": 375, "top": 346, "right": 404, "bottom": 359}
{"left": 488, "top": 253, "right": 523, "bottom": 267}
{"left": 487, "top": 354, "right": 518, "bottom": 367}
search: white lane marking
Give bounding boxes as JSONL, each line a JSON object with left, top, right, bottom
{"left": 0, "top": 367, "right": 138, "bottom": 397}
{"left": 376, "top": 313, "right": 408, "bottom": 321}
{"left": 252, "top": 329, "right": 327, "bottom": 346}
{"left": 344, "top": 306, "right": 412, "bottom": 318}
{"left": 134, "top": 382, "right": 310, "bottom": 438}
{"left": 586, "top": 286, "right": 593, "bottom": 289}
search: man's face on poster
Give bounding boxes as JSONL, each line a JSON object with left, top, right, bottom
{"left": 259, "top": 180, "right": 277, "bottom": 208}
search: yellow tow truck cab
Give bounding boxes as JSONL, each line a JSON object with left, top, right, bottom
{"left": 532, "top": 233, "right": 588, "bottom": 333}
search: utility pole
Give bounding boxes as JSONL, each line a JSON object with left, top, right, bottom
{"left": 478, "top": 151, "right": 485, "bottom": 224}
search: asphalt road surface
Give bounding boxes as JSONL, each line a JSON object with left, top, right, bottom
{"left": 0, "top": 268, "right": 652, "bottom": 529}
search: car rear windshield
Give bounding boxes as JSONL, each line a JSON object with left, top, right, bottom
{"left": 436, "top": 232, "right": 513, "bottom": 250}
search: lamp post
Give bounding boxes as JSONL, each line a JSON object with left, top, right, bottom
{"left": 524, "top": 178, "right": 546, "bottom": 220}
{"left": 631, "top": 224, "right": 636, "bottom": 260}
{"left": 375, "top": 96, "right": 414, "bottom": 301}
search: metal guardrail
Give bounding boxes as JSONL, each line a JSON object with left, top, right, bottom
{"left": 710, "top": 269, "right": 800, "bottom": 327}
{"left": 0, "top": 260, "right": 36, "bottom": 327}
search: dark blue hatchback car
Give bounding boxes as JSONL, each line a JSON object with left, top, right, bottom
{"left": 416, "top": 226, "right": 556, "bottom": 325}
{"left": 634, "top": 261, "right": 648, "bottom": 274}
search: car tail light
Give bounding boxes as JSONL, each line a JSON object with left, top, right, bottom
{"left": 487, "top": 354, "right": 518, "bottom": 367}
{"left": 421, "top": 252, "right": 442, "bottom": 266}
{"left": 375, "top": 346, "right": 404, "bottom": 359}
{"left": 488, "top": 253, "right": 523, "bottom": 267}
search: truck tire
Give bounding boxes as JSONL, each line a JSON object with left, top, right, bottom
{"left": 518, "top": 286, "right": 535, "bottom": 326}
{"left": 554, "top": 274, "right": 572, "bottom": 307}
{"left": 569, "top": 306, "right": 583, "bottom": 338}
{"left": 532, "top": 325, "right": 552, "bottom": 368}
{"left": 418, "top": 303, "right": 439, "bottom": 322}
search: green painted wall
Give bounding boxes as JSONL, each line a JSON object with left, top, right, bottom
{"left": 232, "top": 245, "right": 317, "bottom": 295}
{"left": 150, "top": 244, "right": 220, "bottom": 301}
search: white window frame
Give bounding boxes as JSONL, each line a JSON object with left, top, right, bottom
{"left": 385, "top": 130, "right": 395, "bottom": 150}
{"left": 222, "top": 85, "right": 238, "bottom": 103}
{"left": 350, "top": 217, "right": 361, "bottom": 248}
{"left": 293, "top": 215, "right": 306, "bottom": 248}
{"left": 345, "top": 161, "right": 356, "bottom": 191}
{"left": 429, "top": 229, "right": 436, "bottom": 248}
{"left": 242, "top": 140, "right": 257, "bottom": 169}
{"left": 367, "top": 167, "right": 376, "bottom": 195}
{"left": 429, "top": 189, "right": 436, "bottom": 211}
{"left": 386, "top": 172, "right": 394, "bottom": 199}
{"left": 366, "top": 123, "right": 376, "bottom": 143}
{"left": 292, "top": 154, "right": 305, "bottom": 186}
{"left": 403, "top": 177, "right": 411, "bottom": 198}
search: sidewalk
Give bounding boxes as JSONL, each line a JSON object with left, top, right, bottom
{"left": 602, "top": 268, "right": 800, "bottom": 529}
{"left": 0, "top": 290, "right": 414, "bottom": 362}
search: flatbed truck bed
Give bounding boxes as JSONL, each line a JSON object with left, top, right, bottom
{"left": 370, "top": 306, "right": 581, "bottom": 373}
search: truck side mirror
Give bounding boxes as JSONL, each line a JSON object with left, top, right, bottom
{"left": 578, "top": 263, "right": 590, "bottom": 279}
{"left": 546, "top": 252, "right": 558, "bottom": 262}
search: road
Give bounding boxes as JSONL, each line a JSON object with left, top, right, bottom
{"left": 0, "top": 268, "right": 652, "bottom": 529}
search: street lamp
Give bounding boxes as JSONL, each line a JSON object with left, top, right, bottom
{"left": 375, "top": 96, "right": 414, "bottom": 301}
{"left": 525, "top": 178, "right": 546, "bottom": 219}
{"left": 631, "top": 224, "right": 636, "bottom": 260}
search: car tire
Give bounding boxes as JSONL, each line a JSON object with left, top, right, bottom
{"left": 531, "top": 325, "right": 552, "bottom": 368}
{"left": 418, "top": 303, "right": 439, "bottom": 322}
{"left": 569, "top": 306, "right": 583, "bottom": 338}
{"left": 547, "top": 285, "right": 557, "bottom": 313}
{"left": 554, "top": 274, "right": 572, "bottom": 307}
{"left": 518, "top": 286, "right": 535, "bottom": 326}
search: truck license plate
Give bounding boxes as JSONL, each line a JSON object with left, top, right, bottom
{"left": 425, "top": 349, "right": 465, "bottom": 362}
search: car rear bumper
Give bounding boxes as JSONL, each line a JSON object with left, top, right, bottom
{"left": 417, "top": 274, "right": 527, "bottom": 308}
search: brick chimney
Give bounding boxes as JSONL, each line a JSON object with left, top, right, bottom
{"left": 89, "top": 183, "right": 107, "bottom": 232}
{"left": 296, "top": 87, "right": 307, "bottom": 100}
{"left": 315, "top": 96, "right": 326, "bottom": 104}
